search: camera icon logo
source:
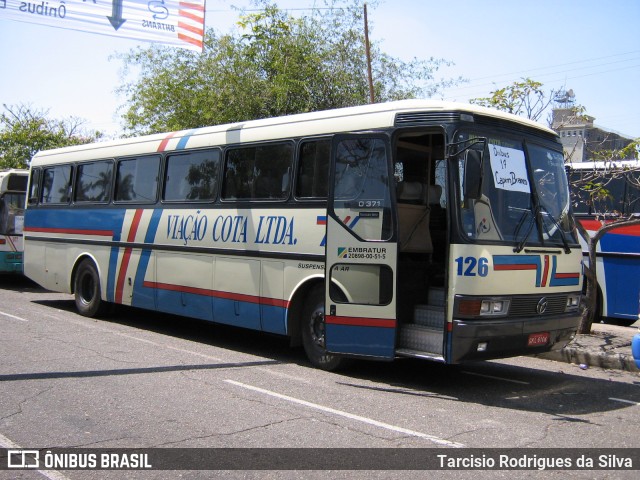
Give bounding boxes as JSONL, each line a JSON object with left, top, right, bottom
{"left": 7, "top": 450, "right": 40, "bottom": 468}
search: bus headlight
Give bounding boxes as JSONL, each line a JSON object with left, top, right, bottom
{"left": 457, "top": 297, "right": 510, "bottom": 317}
{"left": 566, "top": 294, "right": 581, "bottom": 311}
{"left": 480, "top": 299, "right": 510, "bottom": 316}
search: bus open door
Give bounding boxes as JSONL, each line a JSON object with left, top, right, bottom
{"left": 324, "top": 134, "right": 398, "bottom": 360}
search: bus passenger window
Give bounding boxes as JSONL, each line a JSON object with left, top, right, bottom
{"left": 296, "top": 139, "right": 330, "bottom": 199}
{"left": 115, "top": 155, "right": 160, "bottom": 203}
{"left": 222, "top": 143, "right": 293, "bottom": 201}
{"left": 164, "top": 149, "right": 220, "bottom": 202}
{"left": 75, "top": 161, "right": 114, "bottom": 203}
{"left": 28, "top": 168, "right": 41, "bottom": 205}
{"left": 626, "top": 174, "right": 640, "bottom": 214}
{"left": 41, "top": 165, "right": 72, "bottom": 204}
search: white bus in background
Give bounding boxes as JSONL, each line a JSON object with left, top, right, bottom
{"left": 567, "top": 160, "right": 640, "bottom": 326}
{"left": 24, "top": 100, "right": 583, "bottom": 370}
{"left": 0, "top": 169, "right": 28, "bottom": 274}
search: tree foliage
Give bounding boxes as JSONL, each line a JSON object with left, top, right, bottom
{"left": 0, "top": 104, "right": 102, "bottom": 169}
{"left": 470, "top": 78, "right": 554, "bottom": 122}
{"left": 116, "top": 0, "right": 463, "bottom": 135}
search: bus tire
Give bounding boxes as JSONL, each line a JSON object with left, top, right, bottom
{"left": 301, "top": 285, "right": 345, "bottom": 371}
{"left": 74, "top": 259, "right": 106, "bottom": 318}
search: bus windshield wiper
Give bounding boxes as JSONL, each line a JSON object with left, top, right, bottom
{"left": 513, "top": 209, "right": 536, "bottom": 253}
{"left": 538, "top": 204, "right": 571, "bottom": 254}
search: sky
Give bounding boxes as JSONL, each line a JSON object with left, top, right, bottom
{"left": 1, "top": 0, "right": 639, "bottom": 139}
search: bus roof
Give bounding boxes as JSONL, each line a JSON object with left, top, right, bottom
{"left": 567, "top": 160, "right": 640, "bottom": 170}
{"left": 30, "top": 100, "right": 558, "bottom": 166}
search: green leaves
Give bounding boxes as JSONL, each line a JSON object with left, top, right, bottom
{"left": 0, "top": 104, "right": 102, "bottom": 168}
{"left": 117, "top": 1, "right": 462, "bottom": 135}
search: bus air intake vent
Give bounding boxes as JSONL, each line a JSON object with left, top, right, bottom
{"left": 395, "top": 112, "right": 460, "bottom": 126}
{"left": 509, "top": 294, "right": 568, "bottom": 317}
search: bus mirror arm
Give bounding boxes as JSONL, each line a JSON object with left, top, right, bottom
{"left": 447, "top": 137, "right": 487, "bottom": 158}
{"left": 463, "top": 150, "right": 483, "bottom": 200}
{"left": 447, "top": 138, "right": 486, "bottom": 200}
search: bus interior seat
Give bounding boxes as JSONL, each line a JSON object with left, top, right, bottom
{"left": 397, "top": 182, "right": 432, "bottom": 253}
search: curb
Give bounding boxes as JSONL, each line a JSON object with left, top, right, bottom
{"left": 539, "top": 347, "right": 639, "bottom": 372}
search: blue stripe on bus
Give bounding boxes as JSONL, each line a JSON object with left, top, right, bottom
{"left": 600, "top": 234, "right": 640, "bottom": 255}
{"left": 146, "top": 287, "right": 288, "bottom": 334}
{"left": 602, "top": 256, "right": 640, "bottom": 320}
{"left": 325, "top": 324, "right": 395, "bottom": 358}
{"left": 176, "top": 129, "right": 197, "bottom": 150}
{"left": 132, "top": 210, "right": 164, "bottom": 309}
{"left": 597, "top": 229, "right": 640, "bottom": 320}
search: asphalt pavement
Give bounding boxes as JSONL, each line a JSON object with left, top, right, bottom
{"left": 538, "top": 322, "right": 640, "bottom": 372}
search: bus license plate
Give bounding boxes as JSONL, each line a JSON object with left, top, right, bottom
{"left": 528, "top": 332, "right": 549, "bottom": 347}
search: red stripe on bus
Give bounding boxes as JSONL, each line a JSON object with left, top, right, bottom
{"left": 554, "top": 272, "right": 581, "bottom": 279}
{"left": 157, "top": 132, "right": 178, "bottom": 152}
{"left": 494, "top": 264, "right": 538, "bottom": 271}
{"left": 325, "top": 315, "right": 396, "bottom": 328}
{"left": 541, "top": 255, "right": 550, "bottom": 287}
{"left": 23, "top": 226, "right": 113, "bottom": 236}
{"left": 115, "top": 210, "right": 144, "bottom": 304}
{"left": 143, "top": 281, "right": 289, "bottom": 308}
{"left": 578, "top": 218, "right": 640, "bottom": 236}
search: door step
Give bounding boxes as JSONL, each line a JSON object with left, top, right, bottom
{"left": 395, "top": 348, "right": 445, "bottom": 362}
{"left": 398, "top": 324, "right": 443, "bottom": 353}
{"left": 397, "top": 288, "right": 446, "bottom": 356}
{"left": 414, "top": 304, "right": 445, "bottom": 328}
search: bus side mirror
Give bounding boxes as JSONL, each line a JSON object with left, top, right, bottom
{"left": 463, "top": 150, "right": 483, "bottom": 200}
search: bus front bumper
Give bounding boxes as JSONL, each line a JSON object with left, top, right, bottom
{"left": 448, "top": 313, "right": 580, "bottom": 363}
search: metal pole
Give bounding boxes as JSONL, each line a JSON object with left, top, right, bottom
{"left": 364, "top": 3, "right": 375, "bottom": 104}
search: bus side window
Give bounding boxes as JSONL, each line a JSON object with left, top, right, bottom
{"left": 115, "top": 155, "right": 160, "bottom": 203}
{"left": 28, "top": 168, "right": 41, "bottom": 205}
{"left": 164, "top": 149, "right": 220, "bottom": 202}
{"left": 75, "top": 160, "right": 114, "bottom": 203}
{"left": 625, "top": 172, "right": 640, "bottom": 214}
{"left": 222, "top": 143, "right": 293, "bottom": 201}
{"left": 296, "top": 139, "right": 330, "bottom": 199}
{"left": 595, "top": 176, "right": 625, "bottom": 214}
{"left": 41, "top": 165, "right": 72, "bottom": 204}
{"left": 569, "top": 171, "right": 591, "bottom": 215}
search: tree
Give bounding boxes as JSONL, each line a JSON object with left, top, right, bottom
{"left": 0, "top": 104, "right": 102, "bottom": 169}
{"left": 470, "top": 78, "right": 554, "bottom": 123}
{"left": 116, "top": 0, "right": 463, "bottom": 135}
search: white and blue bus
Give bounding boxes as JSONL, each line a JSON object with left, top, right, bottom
{"left": 0, "top": 169, "right": 28, "bottom": 274}
{"left": 24, "top": 100, "right": 583, "bottom": 370}
{"left": 567, "top": 160, "right": 640, "bottom": 326}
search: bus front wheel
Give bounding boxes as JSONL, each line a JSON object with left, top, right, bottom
{"left": 301, "top": 285, "right": 345, "bottom": 371}
{"left": 74, "top": 259, "right": 106, "bottom": 318}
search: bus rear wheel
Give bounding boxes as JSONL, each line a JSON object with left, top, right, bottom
{"left": 301, "top": 285, "right": 345, "bottom": 371}
{"left": 74, "top": 259, "right": 106, "bottom": 318}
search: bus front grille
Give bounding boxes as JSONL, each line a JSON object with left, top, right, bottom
{"left": 509, "top": 295, "right": 568, "bottom": 317}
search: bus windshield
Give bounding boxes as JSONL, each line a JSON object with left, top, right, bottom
{"left": 457, "top": 132, "right": 577, "bottom": 248}
{"left": 0, "top": 191, "right": 26, "bottom": 235}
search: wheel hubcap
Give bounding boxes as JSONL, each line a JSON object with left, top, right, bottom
{"left": 310, "top": 309, "right": 325, "bottom": 348}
